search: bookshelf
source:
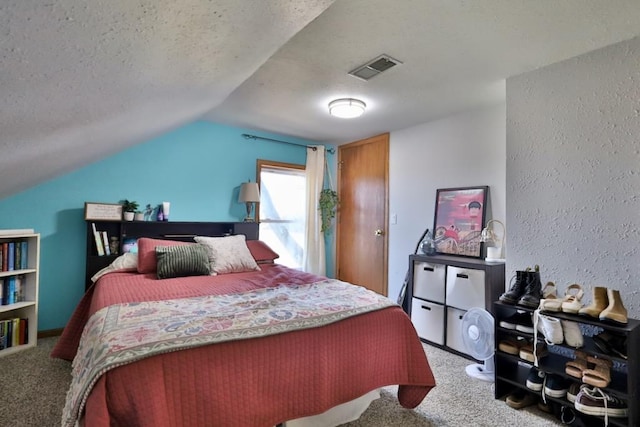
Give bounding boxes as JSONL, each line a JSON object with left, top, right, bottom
{"left": 0, "top": 231, "right": 39, "bottom": 356}
{"left": 85, "top": 220, "right": 259, "bottom": 289}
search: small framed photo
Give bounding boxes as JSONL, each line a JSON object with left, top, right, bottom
{"left": 433, "top": 186, "right": 488, "bottom": 258}
{"left": 84, "top": 202, "right": 123, "bottom": 221}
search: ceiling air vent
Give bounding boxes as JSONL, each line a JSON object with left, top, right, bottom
{"left": 349, "top": 54, "right": 402, "bottom": 81}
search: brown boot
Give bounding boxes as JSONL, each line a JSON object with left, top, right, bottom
{"left": 578, "top": 286, "right": 608, "bottom": 319}
{"left": 599, "top": 289, "right": 628, "bottom": 324}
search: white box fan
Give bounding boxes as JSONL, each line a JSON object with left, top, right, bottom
{"left": 460, "top": 307, "right": 495, "bottom": 382}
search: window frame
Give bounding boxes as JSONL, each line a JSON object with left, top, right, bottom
{"left": 255, "top": 159, "right": 305, "bottom": 224}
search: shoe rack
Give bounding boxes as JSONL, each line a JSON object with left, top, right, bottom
{"left": 494, "top": 301, "right": 640, "bottom": 427}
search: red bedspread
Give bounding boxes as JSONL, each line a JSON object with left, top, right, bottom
{"left": 52, "top": 265, "right": 435, "bottom": 426}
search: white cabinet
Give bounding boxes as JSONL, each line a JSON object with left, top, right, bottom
{"left": 445, "top": 307, "right": 468, "bottom": 354}
{"left": 0, "top": 231, "right": 39, "bottom": 356}
{"left": 446, "top": 266, "right": 486, "bottom": 310}
{"left": 411, "top": 298, "right": 445, "bottom": 344}
{"left": 406, "top": 254, "right": 504, "bottom": 359}
{"left": 413, "top": 261, "right": 446, "bottom": 303}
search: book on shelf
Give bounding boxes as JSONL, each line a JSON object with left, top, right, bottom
{"left": 15, "top": 240, "right": 21, "bottom": 271}
{"left": 0, "top": 318, "right": 28, "bottom": 350}
{"left": 15, "top": 275, "right": 23, "bottom": 302}
{"left": 12, "top": 318, "right": 19, "bottom": 347}
{"left": 1, "top": 275, "right": 25, "bottom": 305}
{"left": 0, "top": 240, "right": 29, "bottom": 272}
{"left": 102, "top": 231, "right": 111, "bottom": 256}
{"left": 20, "top": 241, "right": 28, "bottom": 269}
{"left": 91, "top": 223, "right": 105, "bottom": 256}
{"left": 1, "top": 242, "right": 7, "bottom": 271}
{"left": 7, "top": 242, "right": 14, "bottom": 270}
{"left": 3, "top": 276, "right": 12, "bottom": 305}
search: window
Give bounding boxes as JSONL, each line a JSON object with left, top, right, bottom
{"left": 257, "top": 160, "right": 306, "bottom": 269}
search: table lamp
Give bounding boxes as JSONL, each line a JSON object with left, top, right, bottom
{"left": 238, "top": 181, "right": 260, "bottom": 222}
{"left": 480, "top": 219, "right": 505, "bottom": 262}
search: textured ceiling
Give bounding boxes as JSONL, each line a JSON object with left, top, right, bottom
{"left": 2, "top": 0, "right": 640, "bottom": 199}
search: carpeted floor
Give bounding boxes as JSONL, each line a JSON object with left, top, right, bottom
{"left": 0, "top": 337, "right": 561, "bottom": 427}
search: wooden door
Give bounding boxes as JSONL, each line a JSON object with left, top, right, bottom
{"left": 336, "top": 133, "right": 389, "bottom": 295}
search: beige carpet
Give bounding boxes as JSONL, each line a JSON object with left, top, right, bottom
{"left": 0, "top": 337, "right": 561, "bottom": 427}
{"left": 343, "top": 344, "right": 561, "bottom": 426}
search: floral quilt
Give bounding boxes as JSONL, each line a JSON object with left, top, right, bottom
{"left": 62, "top": 279, "right": 395, "bottom": 427}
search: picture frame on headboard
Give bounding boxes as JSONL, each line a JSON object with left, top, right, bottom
{"left": 84, "top": 202, "right": 123, "bottom": 221}
{"left": 432, "top": 186, "right": 488, "bottom": 258}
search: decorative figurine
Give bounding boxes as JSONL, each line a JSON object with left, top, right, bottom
{"left": 144, "top": 204, "right": 153, "bottom": 221}
{"left": 109, "top": 237, "right": 119, "bottom": 255}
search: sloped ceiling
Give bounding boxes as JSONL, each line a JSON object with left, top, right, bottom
{"left": 2, "top": 0, "right": 640, "bottom": 200}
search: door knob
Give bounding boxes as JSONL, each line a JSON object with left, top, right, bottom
{"left": 374, "top": 229, "right": 385, "bottom": 236}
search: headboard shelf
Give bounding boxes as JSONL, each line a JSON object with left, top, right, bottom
{"left": 85, "top": 220, "right": 259, "bottom": 289}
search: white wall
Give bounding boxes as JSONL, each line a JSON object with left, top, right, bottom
{"left": 506, "top": 36, "right": 640, "bottom": 318}
{"left": 388, "top": 103, "right": 506, "bottom": 301}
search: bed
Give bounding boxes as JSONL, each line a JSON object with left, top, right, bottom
{"left": 52, "top": 227, "right": 435, "bottom": 427}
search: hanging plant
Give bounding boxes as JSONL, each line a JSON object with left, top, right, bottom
{"left": 319, "top": 188, "right": 339, "bottom": 233}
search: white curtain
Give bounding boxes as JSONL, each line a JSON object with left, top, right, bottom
{"left": 303, "top": 146, "right": 326, "bottom": 275}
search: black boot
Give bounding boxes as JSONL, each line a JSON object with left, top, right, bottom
{"left": 518, "top": 265, "right": 543, "bottom": 308}
{"left": 499, "top": 269, "right": 530, "bottom": 304}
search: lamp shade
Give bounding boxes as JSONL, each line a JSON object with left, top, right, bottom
{"left": 238, "top": 182, "right": 260, "bottom": 203}
{"left": 328, "top": 98, "right": 366, "bottom": 119}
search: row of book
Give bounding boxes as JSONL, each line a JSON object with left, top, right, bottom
{"left": 0, "top": 318, "right": 28, "bottom": 350}
{"left": 0, "top": 275, "right": 24, "bottom": 306}
{"left": 91, "top": 223, "right": 112, "bottom": 256}
{"left": 0, "top": 240, "right": 28, "bottom": 271}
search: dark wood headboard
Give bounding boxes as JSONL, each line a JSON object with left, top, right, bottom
{"left": 85, "top": 221, "right": 259, "bottom": 289}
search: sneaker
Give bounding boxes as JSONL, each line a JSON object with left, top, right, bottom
{"left": 533, "top": 309, "right": 563, "bottom": 344}
{"left": 566, "top": 382, "right": 582, "bottom": 404}
{"left": 505, "top": 389, "right": 537, "bottom": 409}
{"left": 526, "top": 367, "right": 545, "bottom": 391}
{"left": 499, "top": 311, "right": 531, "bottom": 331}
{"left": 561, "top": 320, "right": 583, "bottom": 348}
{"left": 514, "top": 313, "right": 535, "bottom": 334}
{"left": 574, "top": 386, "right": 628, "bottom": 418}
{"left": 544, "top": 374, "right": 570, "bottom": 398}
{"left": 560, "top": 406, "right": 580, "bottom": 425}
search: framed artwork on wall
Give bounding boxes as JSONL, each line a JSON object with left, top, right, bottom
{"left": 433, "top": 186, "right": 488, "bottom": 258}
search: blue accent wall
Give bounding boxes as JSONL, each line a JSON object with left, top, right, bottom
{"left": 0, "top": 121, "right": 336, "bottom": 331}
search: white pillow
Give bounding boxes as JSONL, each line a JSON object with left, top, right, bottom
{"left": 194, "top": 235, "right": 260, "bottom": 275}
{"left": 91, "top": 252, "right": 138, "bottom": 282}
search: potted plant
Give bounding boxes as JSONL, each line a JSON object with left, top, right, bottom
{"left": 319, "top": 189, "right": 339, "bottom": 233}
{"left": 122, "top": 200, "right": 138, "bottom": 221}
{"left": 134, "top": 211, "right": 145, "bottom": 221}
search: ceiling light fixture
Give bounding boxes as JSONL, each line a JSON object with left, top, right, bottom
{"left": 328, "top": 98, "right": 366, "bottom": 119}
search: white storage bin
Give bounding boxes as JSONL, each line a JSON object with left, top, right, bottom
{"left": 412, "top": 261, "right": 445, "bottom": 303}
{"left": 446, "top": 266, "right": 485, "bottom": 311}
{"left": 446, "top": 307, "right": 469, "bottom": 356}
{"left": 410, "top": 298, "right": 445, "bottom": 344}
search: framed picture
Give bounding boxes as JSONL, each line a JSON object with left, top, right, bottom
{"left": 432, "top": 186, "right": 488, "bottom": 258}
{"left": 84, "top": 202, "right": 123, "bottom": 221}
